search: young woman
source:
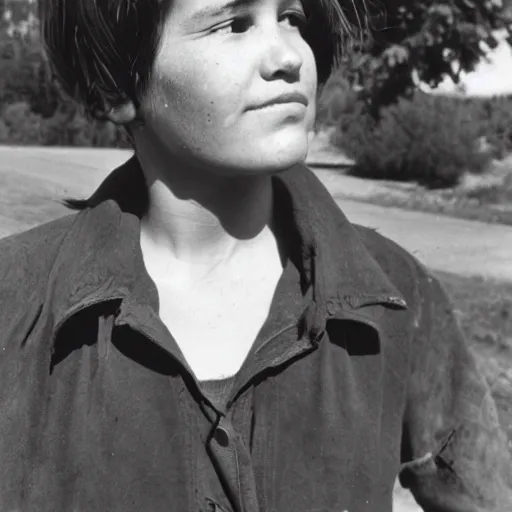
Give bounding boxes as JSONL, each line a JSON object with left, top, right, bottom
{"left": 0, "top": 0, "right": 510, "bottom": 510}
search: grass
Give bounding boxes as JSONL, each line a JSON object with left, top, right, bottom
{"left": 435, "top": 270, "right": 512, "bottom": 444}
{"left": 336, "top": 156, "right": 512, "bottom": 226}
{"left": 352, "top": 191, "right": 512, "bottom": 226}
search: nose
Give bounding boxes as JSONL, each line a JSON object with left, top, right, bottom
{"left": 260, "top": 30, "right": 303, "bottom": 82}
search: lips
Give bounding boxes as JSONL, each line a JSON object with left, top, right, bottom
{"left": 250, "top": 92, "right": 309, "bottom": 110}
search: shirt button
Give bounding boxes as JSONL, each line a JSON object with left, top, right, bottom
{"left": 214, "top": 426, "right": 229, "bottom": 447}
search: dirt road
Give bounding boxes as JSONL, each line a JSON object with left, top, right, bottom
{"left": 316, "top": 168, "right": 512, "bottom": 283}
{"left": 335, "top": 197, "right": 512, "bottom": 282}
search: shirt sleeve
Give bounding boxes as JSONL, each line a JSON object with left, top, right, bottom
{"left": 398, "top": 267, "right": 512, "bottom": 511}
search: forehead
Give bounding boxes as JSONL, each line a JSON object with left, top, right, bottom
{"left": 168, "top": 0, "right": 301, "bottom": 21}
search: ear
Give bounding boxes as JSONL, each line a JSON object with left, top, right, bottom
{"left": 105, "top": 101, "right": 138, "bottom": 125}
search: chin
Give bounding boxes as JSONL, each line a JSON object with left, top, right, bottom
{"left": 270, "top": 150, "right": 308, "bottom": 171}
{"left": 201, "top": 130, "right": 310, "bottom": 176}
{"left": 240, "top": 149, "right": 308, "bottom": 175}
{"left": 256, "top": 131, "right": 310, "bottom": 170}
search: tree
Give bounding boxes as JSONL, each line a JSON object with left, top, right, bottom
{"left": 0, "top": 0, "right": 131, "bottom": 147}
{"left": 344, "top": 0, "right": 512, "bottom": 114}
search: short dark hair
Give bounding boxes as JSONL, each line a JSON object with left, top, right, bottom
{"left": 39, "top": 0, "right": 368, "bottom": 120}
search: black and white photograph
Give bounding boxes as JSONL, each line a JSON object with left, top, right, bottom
{"left": 0, "top": 0, "right": 511, "bottom": 510}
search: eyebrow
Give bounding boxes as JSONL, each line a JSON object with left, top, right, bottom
{"left": 186, "top": 0, "right": 262, "bottom": 24}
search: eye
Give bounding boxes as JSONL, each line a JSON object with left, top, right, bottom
{"left": 211, "top": 16, "right": 252, "bottom": 35}
{"left": 280, "top": 10, "right": 310, "bottom": 30}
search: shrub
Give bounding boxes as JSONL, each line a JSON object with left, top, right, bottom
{"left": 464, "top": 171, "right": 512, "bottom": 205}
{"left": 476, "top": 96, "right": 512, "bottom": 159}
{"left": 315, "top": 69, "right": 359, "bottom": 131}
{"left": 1, "top": 101, "right": 47, "bottom": 145}
{"left": 333, "top": 92, "right": 491, "bottom": 188}
{"left": 0, "top": 119, "right": 9, "bottom": 142}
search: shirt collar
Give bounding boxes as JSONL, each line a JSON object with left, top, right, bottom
{"left": 45, "top": 156, "right": 407, "bottom": 346}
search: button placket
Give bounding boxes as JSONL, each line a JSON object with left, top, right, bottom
{"left": 207, "top": 415, "right": 260, "bottom": 512}
{"left": 208, "top": 417, "right": 240, "bottom": 510}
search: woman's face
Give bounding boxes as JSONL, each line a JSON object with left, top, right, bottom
{"left": 139, "top": 0, "right": 317, "bottom": 176}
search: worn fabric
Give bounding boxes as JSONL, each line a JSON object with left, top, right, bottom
{"left": 0, "top": 158, "right": 511, "bottom": 512}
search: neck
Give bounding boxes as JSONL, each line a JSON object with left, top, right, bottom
{"left": 136, "top": 141, "right": 277, "bottom": 282}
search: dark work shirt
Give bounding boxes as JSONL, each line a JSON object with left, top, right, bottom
{"left": 0, "top": 157, "right": 511, "bottom": 511}
{"left": 200, "top": 375, "right": 237, "bottom": 512}
{"left": 197, "top": 255, "right": 304, "bottom": 511}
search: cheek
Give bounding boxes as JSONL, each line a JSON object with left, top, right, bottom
{"left": 302, "top": 43, "right": 318, "bottom": 91}
{"left": 152, "top": 58, "right": 246, "bottom": 130}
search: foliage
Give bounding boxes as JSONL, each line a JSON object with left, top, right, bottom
{"left": 332, "top": 91, "right": 491, "bottom": 188}
{"left": 0, "top": 5, "right": 131, "bottom": 148}
{"left": 0, "top": 118, "right": 9, "bottom": 142}
{"left": 345, "top": 0, "right": 512, "bottom": 113}
{"left": 2, "top": 101, "right": 46, "bottom": 144}
{"left": 315, "top": 71, "right": 360, "bottom": 130}
{"left": 471, "top": 95, "right": 512, "bottom": 157}
{"left": 416, "top": 94, "right": 512, "bottom": 158}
